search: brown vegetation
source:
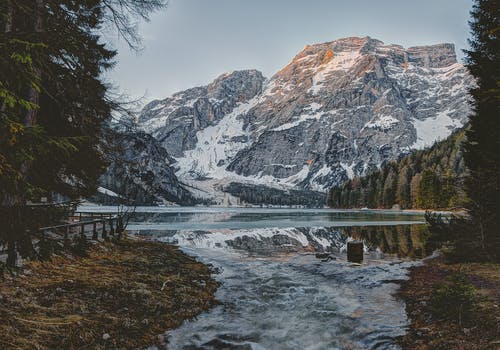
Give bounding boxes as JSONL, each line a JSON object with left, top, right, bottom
{"left": 0, "top": 239, "right": 219, "bottom": 349}
{"left": 398, "top": 256, "right": 500, "bottom": 349}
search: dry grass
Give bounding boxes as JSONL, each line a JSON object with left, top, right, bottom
{"left": 398, "top": 257, "right": 500, "bottom": 349}
{"left": 0, "top": 239, "right": 219, "bottom": 349}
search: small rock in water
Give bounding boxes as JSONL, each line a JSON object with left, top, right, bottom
{"left": 315, "top": 253, "right": 330, "bottom": 259}
{"left": 102, "top": 333, "right": 111, "bottom": 341}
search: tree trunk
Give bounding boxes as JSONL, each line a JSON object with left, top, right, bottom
{"left": 1, "top": 2, "right": 13, "bottom": 114}
{"left": 4, "top": 0, "right": 13, "bottom": 32}
{"left": 25, "top": 0, "right": 43, "bottom": 126}
{"left": 2, "top": 1, "right": 44, "bottom": 267}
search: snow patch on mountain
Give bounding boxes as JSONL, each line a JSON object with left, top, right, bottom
{"left": 411, "top": 109, "right": 464, "bottom": 149}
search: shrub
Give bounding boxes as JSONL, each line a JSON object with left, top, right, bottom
{"left": 430, "top": 273, "right": 478, "bottom": 325}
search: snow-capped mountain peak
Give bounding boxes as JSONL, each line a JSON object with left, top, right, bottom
{"left": 138, "top": 37, "right": 472, "bottom": 203}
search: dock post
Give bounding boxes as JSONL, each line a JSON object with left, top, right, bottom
{"left": 92, "top": 222, "right": 98, "bottom": 240}
{"left": 102, "top": 220, "right": 108, "bottom": 240}
{"left": 109, "top": 219, "right": 115, "bottom": 236}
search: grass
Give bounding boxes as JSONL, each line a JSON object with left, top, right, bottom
{"left": 0, "top": 238, "right": 219, "bottom": 349}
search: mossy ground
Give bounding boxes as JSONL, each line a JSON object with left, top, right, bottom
{"left": 0, "top": 239, "right": 219, "bottom": 349}
{"left": 398, "top": 256, "right": 500, "bottom": 349}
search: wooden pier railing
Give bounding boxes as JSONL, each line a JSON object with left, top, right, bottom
{"left": 39, "top": 212, "right": 124, "bottom": 241}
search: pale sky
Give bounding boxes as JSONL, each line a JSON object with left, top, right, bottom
{"left": 107, "top": 0, "right": 473, "bottom": 104}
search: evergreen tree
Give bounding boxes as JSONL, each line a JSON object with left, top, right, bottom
{"left": 461, "top": 0, "right": 499, "bottom": 260}
{"left": 0, "top": 0, "right": 167, "bottom": 265}
{"left": 417, "top": 169, "right": 439, "bottom": 209}
{"left": 328, "top": 129, "right": 466, "bottom": 210}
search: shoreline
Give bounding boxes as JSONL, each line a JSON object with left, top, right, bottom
{"left": 397, "top": 255, "right": 500, "bottom": 349}
{"left": 0, "top": 239, "right": 219, "bottom": 349}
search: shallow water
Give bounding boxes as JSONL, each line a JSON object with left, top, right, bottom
{"left": 80, "top": 206, "right": 432, "bottom": 349}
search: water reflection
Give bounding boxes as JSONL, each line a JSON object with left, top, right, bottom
{"left": 131, "top": 225, "right": 434, "bottom": 260}
{"left": 340, "top": 225, "right": 437, "bottom": 259}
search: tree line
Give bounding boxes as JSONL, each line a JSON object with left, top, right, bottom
{"left": 328, "top": 130, "right": 467, "bottom": 210}
{"left": 330, "top": 0, "right": 498, "bottom": 262}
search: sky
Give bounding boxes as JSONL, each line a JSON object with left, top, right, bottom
{"left": 107, "top": 0, "right": 474, "bottom": 104}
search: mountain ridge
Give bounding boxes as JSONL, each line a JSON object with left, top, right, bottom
{"left": 137, "top": 36, "right": 473, "bottom": 205}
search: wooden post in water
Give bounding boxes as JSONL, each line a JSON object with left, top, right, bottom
{"left": 347, "top": 241, "right": 363, "bottom": 263}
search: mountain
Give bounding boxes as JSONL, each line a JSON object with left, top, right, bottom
{"left": 328, "top": 129, "right": 467, "bottom": 210}
{"left": 138, "top": 36, "right": 473, "bottom": 205}
{"left": 95, "top": 130, "right": 195, "bottom": 205}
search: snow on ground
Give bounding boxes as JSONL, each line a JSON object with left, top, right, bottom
{"left": 411, "top": 109, "right": 464, "bottom": 149}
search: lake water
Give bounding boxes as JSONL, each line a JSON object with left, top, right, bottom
{"left": 79, "top": 206, "right": 433, "bottom": 350}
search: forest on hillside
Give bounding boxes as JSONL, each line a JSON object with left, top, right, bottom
{"left": 328, "top": 130, "right": 467, "bottom": 210}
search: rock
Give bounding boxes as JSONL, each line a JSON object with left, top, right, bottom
{"left": 102, "top": 333, "right": 111, "bottom": 341}
{"left": 315, "top": 253, "right": 331, "bottom": 259}
{"left": 94, "top": 130, "right": 195, "bottom": 205}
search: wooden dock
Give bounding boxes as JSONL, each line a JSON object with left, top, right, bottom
{"left": 38, "top": 212, "right": 124, "bottom": 241}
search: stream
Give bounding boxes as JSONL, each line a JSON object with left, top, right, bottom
{"left": 80, "top": 207, "right": 434, "bottom": 350}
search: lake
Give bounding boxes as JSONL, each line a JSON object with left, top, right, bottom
{"left": 79, "top": 206, "right": 434, "bottom": 350}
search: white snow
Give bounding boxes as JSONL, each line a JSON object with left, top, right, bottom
{"left": 271, "top": 109, "right": 325, "bottom": 132}
{"left": 340, "top": 162, "right": 356, "bottom": 179}
{"left": 97, "top": 187, "right": 122, "bottom": 198}
{"left": 175, "top": 97, "right": 261, "bottom": 179}
{"left": 411, "top": 109, "right": 464, "bottom": 149}
{"left": 362, "top": 115, "right": 400, "bottom": 131}
{"left": 161, "top": 227, "right": 334, "bottom": 250}
{"left": 308, "top": 49, "right": 361, "bottom": 94}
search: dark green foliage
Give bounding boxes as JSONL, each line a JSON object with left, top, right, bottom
{"left": 430, "top": 273, "right": 478, "bottom": 325}
{"left": 328, "top": 130, "right": 467, "bottom": 209}
{"left": 0, "top": 1, "right": 167, "bottom": 265}
{"left": 459, "top": 0, "right": 500, "bottom": 261}
{"left": 224, "top": 182, "right": 327, "bottom": 207}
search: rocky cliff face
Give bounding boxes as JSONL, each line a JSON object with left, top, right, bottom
{"left": 138, "top": 37, "right": 473, "bottom": 204}
{"left": 96, "top": 131, "right": 195, "bottom": 205}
